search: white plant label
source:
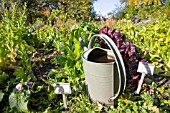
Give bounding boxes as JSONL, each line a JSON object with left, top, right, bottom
{"left": 136, "top": 73, "right": 145, "bottom": 94}
{"left": 137, "top": 62, "right": 155, "bottom": 75}
{"left": 53, "top": 83, "right": 71, "bottom": 94}
{"left": 53, "top": 83, "right": 71, "bottom": 109}
{"left": 136, "top": 62, "right": 155, "bottom": 94}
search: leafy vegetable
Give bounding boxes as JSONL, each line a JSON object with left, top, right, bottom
{"left": 0, "top": 91, "right": 4, "bottom": 102}
{"left": 98, "top": 26, "right": 144, "bottom": 83}
{"left": 9, "top": 92, "right": 28, "bottom": 112}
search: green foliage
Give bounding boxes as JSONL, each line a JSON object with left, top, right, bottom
{"left": 9, "top": 92, "right": 28, "bottom": 112}
{"left": 53, "top": 0, "right": 94, "bottom": 22}
{"left": 0, "top": 1, "right": 169, "bottom": 112}
{"left": 123, "top": 2, "right": 170, "bottom": 20}
{"left": 0, "top": 3, "right": 34, "bottom": 71}
{"left": 13, "top": 67, "right": 25, "bottom": 79}
{"left": 108, "top": 81, "right": 170, "bottom": 112}
{"left": 1, "top": 0, "right": 95, "bottom": 23}
{"left": 48, "top": 23, "right": 97, "bottom": 87}
{"left": 114, "top": 15, "right": 170, "bottom": 76}
{"left": 0, "top": 3, "right": 35, "bottom": 112}
{"left": 127, "top": 0, "right": 163, "bottom": 6}
{"left": 36, "top": 24, "right": 58, "bottom": 48}
{"left": 116, "top": 3, "right": 170, "bottom": 76}
{"left": 0, "top": 71, "right": 8, "bottom": 82}
{"left": 0, "top": 90, "right": 4, "bottom": 102}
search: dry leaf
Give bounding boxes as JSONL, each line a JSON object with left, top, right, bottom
{"left": 120, "top": 96, "right": 130, "bottom": 103}
{"left": 148, "top": 104, "right": 159, "bottom": 113}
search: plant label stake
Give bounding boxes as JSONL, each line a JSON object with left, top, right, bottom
{"left": 136, "top": 62, "right": 155, "bottom": 94}
{"left": 53, "top": 83, "right": 71, "bottom": 109}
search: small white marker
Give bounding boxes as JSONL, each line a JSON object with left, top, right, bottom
{"left": 136, "top": 73, "right": 145, "bottom": 94}
{"left": 136, "top": 62, "right": 155, "bottom": 94}
{"left": 53, "top": 83, "right": 71, "bottom": 109}
{"left": 63, "top": 94, "right": 67, "bottom": 109}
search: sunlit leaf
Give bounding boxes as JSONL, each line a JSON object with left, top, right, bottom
{"left": 0, "top": 90, "right": 4, "bottom": 102}
{"left": 161, "top": 71, "right": 170, "bottom": 76}
{"left": 9, "top": 92, "right": 28, "bottom": 112}
{"left": 73, "top": 38, "right": 81, "bottom": 60}
{"left": 9, "top": 92, "right": 17, "bottom": 109}
{"left": 0, "top": 72, "right": 8, "bottom": 82}
{"left": 157, "top": 87, "right": 165, "bottom": 94}
{"left": 147, "top": 104, "right": 159, "bottom": 113}
{"left": 17, "top": 95, "right": 28, "bottom": 112}
{"left": 154, "top": 25, "right": 159, "bottom": 31}
{"left": 120, "top": 96, "right": 130, "bottom": 103}
{"left": 55, "top": 55, "right": 66, "bottom": 67}
{"left": 166, "top": 59, "right": 170, "bottom": 68}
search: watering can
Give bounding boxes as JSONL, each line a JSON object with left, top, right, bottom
{"left": 80, "top": 34, "right": 126, "bottom": 105}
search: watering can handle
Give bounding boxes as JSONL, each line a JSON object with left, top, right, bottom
{"left": 88, "top": 34, "right": 126, "bottom": 102}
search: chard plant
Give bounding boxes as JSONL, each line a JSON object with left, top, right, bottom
{"left": 118, "top": 15, "right": 170, "bottom": 77}
{"left": 98, "top": 26, "right": 144, "bottom": 84}
{"left": 49, "top": 23, "right": 98, "bottom": 91}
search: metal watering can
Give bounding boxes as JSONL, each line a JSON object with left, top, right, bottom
{"left": 80, "top": 34, "right": 126, "bottom": 105}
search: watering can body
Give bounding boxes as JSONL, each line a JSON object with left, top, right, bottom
{"left": 83, "top": 48, "right": 119, "bottom": 105}
{"left": 81, "top": 34, "right": 126, "bottom": 105}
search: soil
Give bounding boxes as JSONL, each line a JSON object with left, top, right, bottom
{"left": 153, "top": 75, "right": 170, "bottom": 99}
{"left": 32, "top": 47, "right": 59, "bottom": 80}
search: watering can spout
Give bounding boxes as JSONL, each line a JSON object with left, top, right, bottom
{"left": 79, "top": 37, "right": 88, "bottom": 51}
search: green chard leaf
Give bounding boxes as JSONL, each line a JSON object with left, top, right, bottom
{"left": 0, "top": 90, "right": 4, "bottom": 102}
{"left": 9, "top": 92, "right": 28, "bottom": 112}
